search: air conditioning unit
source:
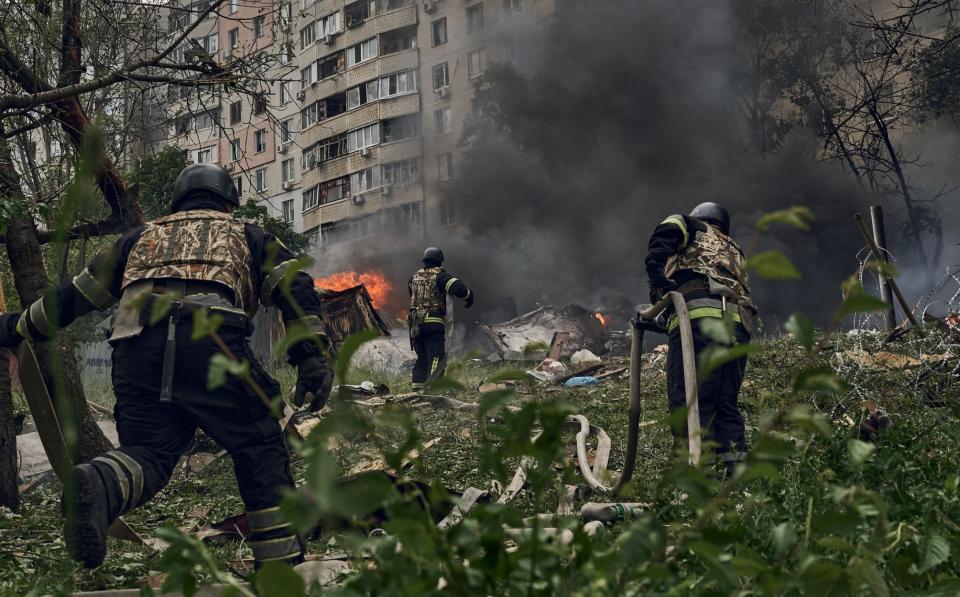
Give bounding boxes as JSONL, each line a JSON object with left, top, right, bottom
{"left": 278, "top": 143, "right": 289, "bottom": 154}
{"left": 353, "top": 194, "right": 366, "bottom": 205}
{"left": 359, "top": 147, "right": 371, "bottom": 157}
{"left": 282, "top": 181, "right": 293, "bottom": 190}
{"left": 224, "top": 162, "right": 234, "bottom": 171}
{"left": 323, "top": 34, "right": 334, "bottom": 45}
{"left": 222, "top": 50, "right": 232, "bottom": 60}
{"left": 297, "top": 89, "right": 306, "bottom": 100}
{"left": 423, "top": 1, "right": 436, "bottom": 13}
{"left": 436, "top": 85, "right": 449, "bottom": 98}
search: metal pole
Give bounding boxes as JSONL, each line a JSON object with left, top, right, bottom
{"left": 854, "top": 213, "right": 919, "bottom": 326}
{"left": 870, "top": 205, "right": 897, "bottom": 330}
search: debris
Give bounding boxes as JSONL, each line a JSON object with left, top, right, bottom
{"left": 841, "top": 350, "right": 954, "bottom": 370}
{"left": 339, "top": 381, "right": 390, "bottom": 396}
{"left": 564, "top": 376, "right": 599, "bottom": 387}
{"left": 437, "top": 487, "right": 489, "bottom": 529}
{"left": 294, "top": 559, "right": 352, "bottom": 588}
{"left": 186, "top": 452, "right": 218, "bottom": 473}
{"left": 352, "top": 335, "right": 417, "bottom": 376}
{"left": 595, "top": 366, "right": 629, "bottom": 381}
{"left": 480, "top": 305, "right": 607, "bottom": 360}
{"left": 527, "top": 358, "right": 568, "bottom": 382}
{"left": 571, "top": 349, "right": 603, "bottom": 369}
{"left": 478, "top": 380, "right": 517, "bottom": 393}
{"left": 859, "top": 400, "right": 893, "bottom": 442}
{"left": 555, "top": 364, "right": 604, "bottom": 384}
{"left": 315, "top": 285, "right": 391, "bottom": 348}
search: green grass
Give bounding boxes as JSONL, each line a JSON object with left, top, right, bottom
{"left": 1, "top": 331, "right": 958, "bottom": 594}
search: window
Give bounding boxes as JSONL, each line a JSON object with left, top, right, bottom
{"left": 228, "top": 28, "right": 239, "bottom": 49}
{"left": 468, "top": 49, "right": 485, "bottom": 79}
{"left": 200, "top": 32, "right": 218, "bottom": 54}
{"left": 196, "top": 147, "right": 213, "bottom": 164}
{"left": 320, "top": 53, "right": 346, "bottom": 80}
{"left": 195, "top": 110, "right": 216, "bottom": 130}
{"left": 438, "top": 152, "right": 453, "bottom": 180}
{"left": 382, "top": 158, "right": 420, "bottom": 185}
{"left": 301, "top": 63, "right": 317, "bottom": 90}
{"left": 301, "top": 102, "right": 319, "bottom": 129}
{"left": 319, "top": 11, "right": 343, "bottom": 36}
{"left": 230, "top": 139, "right": 241, "bottom": 161}
{"left": 282, "top": 158, "right": 295, "bottom": 183}
{"left": 383, "top": 114, "right": 419, "bottom": 142}
{"left": 253, "top": 97, "right": 267, "bottom": 115}
{"left": 434, "top": 107, "right": 451, "bottom": 134}
{"left": 345, "top": 1, "right": 368, "bottom": 28}
{"left": 174, "top": 115, "right": 190, "bottom": 135}
{"left": 432, "top": 62, "right": 449, "bottom": 91}
{"left": 303, "top": 186, "right": 320, "bottom": 211}
{"left": 379, "top": 70, "right": 417, "bottom": 97}
{"left": 300, "top": 21, "right": 317, "bottom": 49}
{"left": 431, "top": 18, "right": 447, "bottom": 46}
{"left": 234, "top": 175, "right": 243, "bottom": 195}
{"left": 320, "top": 175, "right": 351, "bottom": 204}
{"left": 347, "top": 123, "right": 380, "bottom": 152}
{"left": 440, "top": 197, "right": 456, "bottom": 226}
{"left": 302, "top": 133, "right": 348, "bottom": 169}
{"left": 282, "top": 199, "right": 295, "bottom": 222}
{"left": 280, "top": 119, "right": 293, "bottom": 143}
{"left": 255, "top": 167, "right": 268, "bottom": 192}
{"left": 504, "top": 0, "right": 521, "bottom": 14}
{"left": 280, "top": 43, "right": 295, "bottom": 65}
{"left": 347, "top": 81, "right": 379, "bottom": 110}
{"left": 280, "top": 3, "right": 293, "bottom": 30}
{"left": 346, "top": 38, "right": 378, "bottom": 67}
{"left": 351, "top": 167, "right": 378, "bottom": 193}
{"left": 230, "top": 101, "right": 242, "bottom": 124}
{"left": 253, "top": 16, "right": 265, "bottom": 38}
{"left": 467, "top": 3, "right": 484, "bottom": 33}
{"left": 280, "top": 81, "right": 293, "bottom": 104}
{"left": 229, "top": 0, "right": 239, "bottom": 14}
{"left": 254, "top": 129, "right": 267, "bottom": 152}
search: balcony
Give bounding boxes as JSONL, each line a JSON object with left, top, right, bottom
{"left": 302, "top": 183, "right": 423, "bottom": 230}
{"left": 299, "top": 92, "right": 420, "bottom": 150}
{"left": 304, "top": 48, "right": 418, "bottom": 105}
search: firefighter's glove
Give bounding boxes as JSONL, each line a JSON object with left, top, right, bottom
{"left": 294, "top": 356, "right": 333, "bottom": 412}
{"left": 464, "top": 293, "right": 474, "bottom": 309}
{"left": 651, "top": 277, "right": 678, "bottom": 302}
{"left": 0, "top": 314, "right": 24, "bottom": 350}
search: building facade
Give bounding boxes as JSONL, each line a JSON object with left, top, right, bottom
{"left": 161, "top": 0, "right": 555, "bottom": 249}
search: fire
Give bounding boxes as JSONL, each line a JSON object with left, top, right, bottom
{"left": 315, "top": 270, "right": 392, "bottom": 309}
{"left": 595, "top": 312, "right": 608, "bottom": 327}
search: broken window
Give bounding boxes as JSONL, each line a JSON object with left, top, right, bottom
{"left": 380, "top": 25, "right": 417, "bottom": 54}
{"left": 347, "top": 123, "right": 381, "bottom": 152}
{"left": 379, "top": 70, "right": 417, "bottom": 97}
{"left": 382, "top": 114, "right": 420, "bottom": 142}
{"left": 467, "top": 3, "right": 484, "bottom": 33}
{"left": 303, "top": 186, "right": 320, "bottom": 211}
{"left": 320, "top": 175, "right": 351, "bottom": 204}
{"left": 323, "top": 93, "right": 348, "bottom": 119}
{"left": 346, "top": 0, "right": 369, "bottom": 28}
{"left": 382, "top": 158, "right": 421, "bottom": 185}
{"left": 432, "top": 18, "right": 447, "bottom": 46}
{"left": 432, "top": 62, "right": 449, "bottom": 91}
{"left": 253, "top": 96, "right": 267, "bottom": 115}
{"left": 300, "top": 21, "right": 317, "bottom": 49}
{"left": 352, "top": 167, "right": 379, "bottom": 193}
{"left": 318, "top": 52, "right": 344, "bottom": 79}
{"left": 319, "top": 11, "right": 343, "bottom": 36}
{"left": 346, "top": 38, "right": 378, "bottom": 67}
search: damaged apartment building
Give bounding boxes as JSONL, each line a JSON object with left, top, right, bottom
{"left": 162, "top": 0, "right": 556, "bottom": 248}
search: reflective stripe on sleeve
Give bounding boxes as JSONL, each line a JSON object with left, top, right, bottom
{"left": 72, "top": 269, "right": 119, "bottom": 311}
{"left": 444, "top": 277, "right": 459, "bottom": 293}
{"left": 260, "top": 259, "right": 299, "bottom": 304}
{"left": 661, "top": 215, "right": 689, "bottom": 247}
{"left": 423, "top": 316, "right": 445, "bottom": 325}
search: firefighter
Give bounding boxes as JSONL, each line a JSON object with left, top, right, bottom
{"left": 645, "top": 201, "right": 757, "bottom": 477}
{"left": 0, "top": 164, "right": 332, "bottom": 568}
{"left": 407, "top": 247, "right": 473, "bottom": 389}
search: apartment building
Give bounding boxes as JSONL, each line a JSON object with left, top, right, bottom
{"left": 161, "top": 0, "right": 555, "bottom": 249}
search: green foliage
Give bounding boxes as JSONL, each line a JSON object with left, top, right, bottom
{"left": 127, "top": 145, "right": 188, "bottom": 220}
{"left": 233, "top": 202, "right": 310, "bottom": 256}
{"left": 755, "top": 206, "right": 814, "bottom": 234}
{"left": 746, "top": 249, "right": 802, "bottom": 279}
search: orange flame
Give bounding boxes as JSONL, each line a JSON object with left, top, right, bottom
{"left": 315, "top": 270, "right": 393, "bottom": 309}
{"left": 595, "top": 312, "right": 608, "bottom": 327}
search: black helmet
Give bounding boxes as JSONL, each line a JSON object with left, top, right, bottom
{"left": 423, "top": 246, "right": 444, "bottom": 265}
{"left": 689, "top": 202, "right": 730, "bottom": 235}
{"left": 170, "top": 164, "right": 240, "bottom": 211}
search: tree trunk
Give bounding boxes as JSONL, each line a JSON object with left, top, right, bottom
{"left": 3, "top": 216, "right": 112, "bottom": 462}
{"left": 0, "top": 349, "right": 17, "bottom": 511}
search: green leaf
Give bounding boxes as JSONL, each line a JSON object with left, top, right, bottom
{"left": 190, "top": 307, "right": 223, "bottom": 340}
{"left": 785, "top": 313, "right": 815, "bottom": 349}
{"left": 771, "top": 522, "right": 796, "bottom": 557}
{"left": 784, "top": 404, "right": 832, "bottom": 438}
{"left": 424, "top": 375, "right": 467, "bottom": 393}
{"left": 206, "top": 354, "right": 249, "bottom": 390}
{"left": 755, "top": 206, "right": 815, "bottom": 234}
{"left": 334, "top": 329, "right": 380, "bottom": 382}
{"left": 793, "top": 367, "right": 847, "bottom": 395}
{"left": 486, "top": 368, "right": 527, "bottom": 383}
{"left": 698, "top": 343, "right": 759, "bottom": 377}
{"left": 746, "top": 250, "right": 802, "bottom": 279}
{"left": 847, "top": 439, "right": 876, "bottom": 468}
{"left": 521, "top": 340, "right": 550, "bottom": 358}
{"left": 837, "top": 282, "right": 890, "bottom": 318}
{"left": 254, "top": 562, "right": 306, "bottom": 596}
{"left": 911, "top": 530, "right": 951, "bottom": 574}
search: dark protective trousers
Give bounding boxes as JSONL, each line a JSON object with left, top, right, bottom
{"left": 666, "top": 319, "right": 750, "bottom": 463}
{"left": 102, "top": 323, "right": 300, "bottom": 561}
{"left": 411, "top": 324, "right": 446, "bottom": 386}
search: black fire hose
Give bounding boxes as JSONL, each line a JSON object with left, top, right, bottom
{"left": 611, "top": 291, "right": 700, "bottom": 495}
